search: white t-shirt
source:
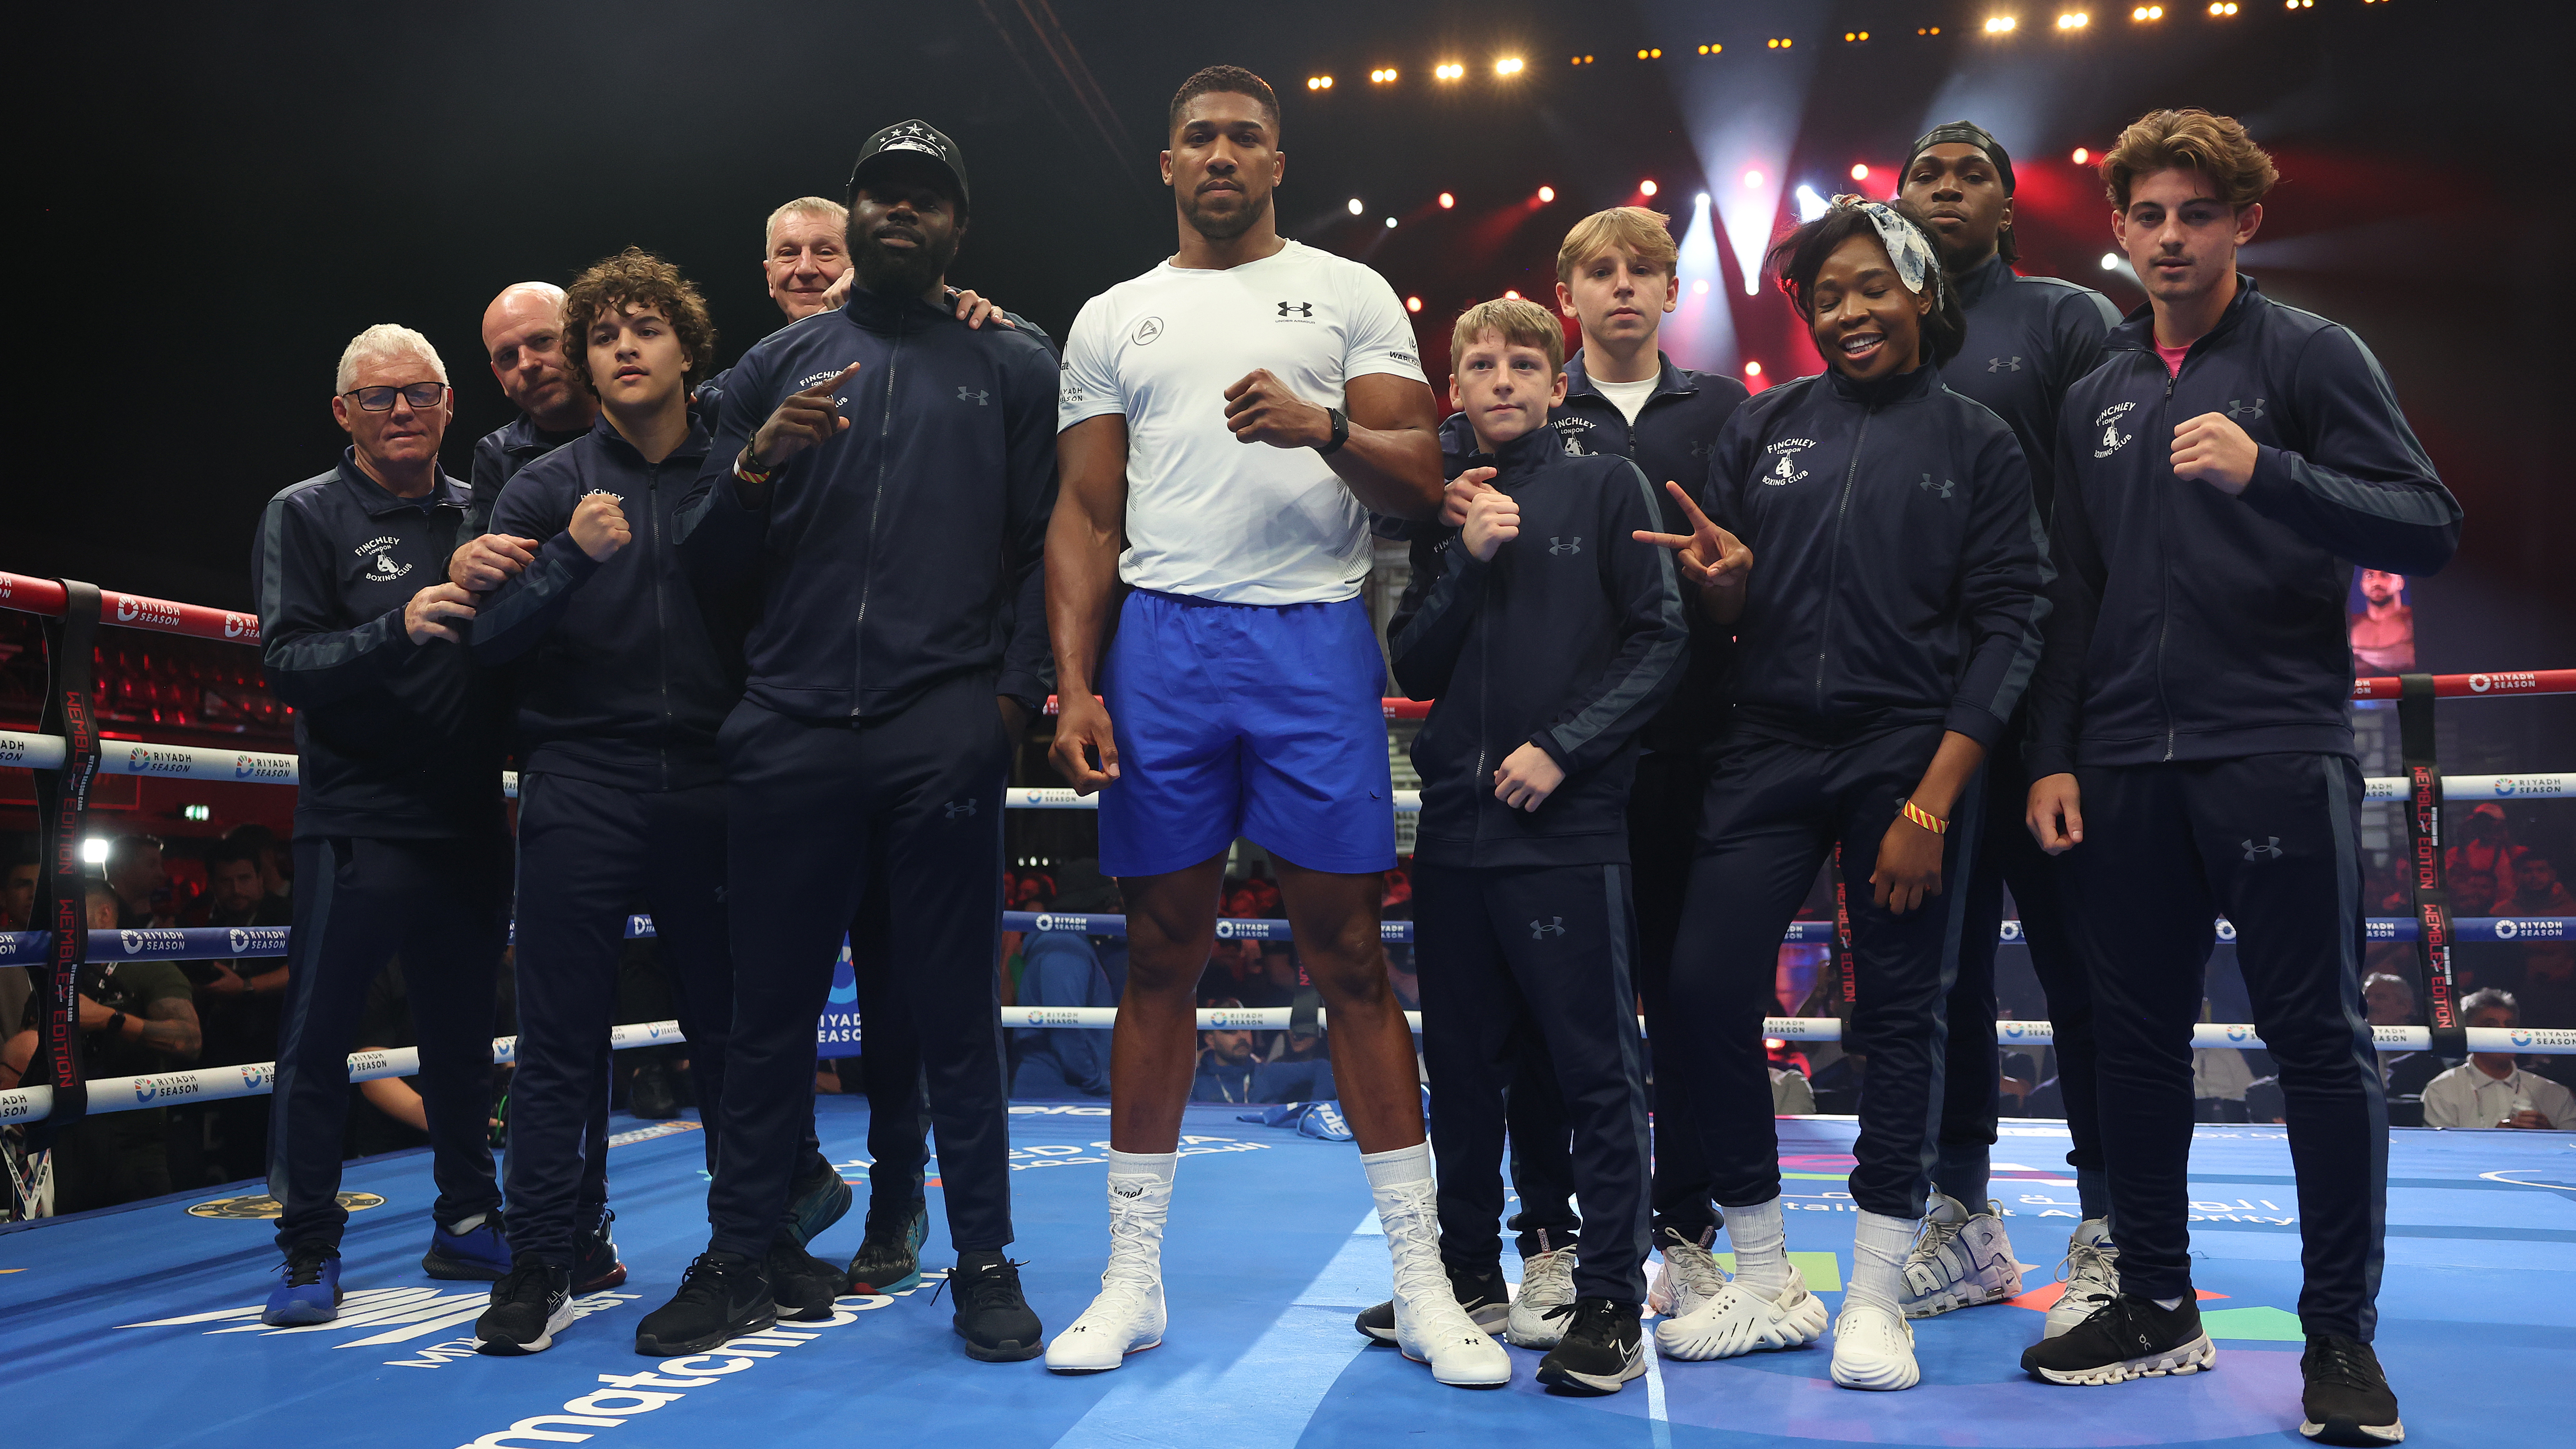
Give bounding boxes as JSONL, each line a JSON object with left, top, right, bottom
{"left": 1589, "top": 374, "right": 1658, "bottom": 425}
{"left": 2420, "top": 1061, "right": 2576, "bottom": 1130}
{"left": 1057, "top": 239, "right": 1427, "bottom": 605}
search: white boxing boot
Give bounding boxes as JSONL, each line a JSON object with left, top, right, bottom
{"left": 1365, "top": 1145, "right": 1511, "bottom": 1388}
{"left": 1044, "top": 1151, "right": 1172, "bottom": 1373}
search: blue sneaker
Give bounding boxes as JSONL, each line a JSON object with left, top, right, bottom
{"left": 424, "top": 1210, "right": 513, "bottom": 1281}
{"left": 844, "top": 1202, "right": 929, "bottom": 1295}
{"left": 262, "top": 1242, "right": 343, "bottom": 1326}
{"left": 786, "top": 1164, "right": 853, "bottom": 1248}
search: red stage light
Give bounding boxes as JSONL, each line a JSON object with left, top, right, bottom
{"left": 1640, "top": 179, "right": 1659, "bottom": 197}
{"left": 1537, "top": 185, "right": 1555, "bottom": 203}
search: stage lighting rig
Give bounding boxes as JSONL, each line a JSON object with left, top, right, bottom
{"left": 1985, "top": 16, "right": 2020, "bottom": 34}
{"left": 1435, "top": 62, "right": 1464, "bottom": 80}
{"left": 1306, "top": 75, "right": 1332, "bottom": 90}
{"left": 1495, "top": 56, "right": 1524, "bottom": 76}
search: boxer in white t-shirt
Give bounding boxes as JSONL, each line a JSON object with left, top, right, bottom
{"left": 1039, "top": 65, "right": 1506, "bottom": 1388}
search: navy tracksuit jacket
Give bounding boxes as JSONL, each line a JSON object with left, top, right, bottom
{"left": 467, "top": 413, "right": 586, "bottom": 532}
{"left": 250, "top": 453, "right": 511, "bottom": 1250}
{"left": 1389, "top": 426, "right": 1687, "bottom": 1302}
{"left": 677, "top": 284, "right": 1058, "bottom": 1257}
{"left": 1933, "top": 253, "right": 2125, "bottom": 1193}
{"left": 469, "top": 414, "right": 826, "bottom": 1265}
{"left": 1670, "top": 362, "right": 2049, "bottom": 1221}
{"left": 2029, "top": 276, "right": 2460, "bottom": 1339}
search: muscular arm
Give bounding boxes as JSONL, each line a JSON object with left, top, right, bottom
{"left": 1328, "top": 373, "right": 1445, "bottom": 520}
{"left": 1044, "top": 415, "right": 1129, "bottom": 790}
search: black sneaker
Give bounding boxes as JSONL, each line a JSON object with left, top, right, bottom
{"left": 1354, "top": 1261, "right": 1510, "bottom": 1345}
{"left": 786, "top": 1163, "right": 853, "bottom": 1248}
{"left": 845, "top": 1202, "right": 928, "bottom": 1295}
{"left": 948, "top": 1248, "right": 1044, "bottom": 1362}
{"left": 633, "top": 1250, "right": 777, "bottom": 1356}
{"left": 476, "top": 1263, "right": 574, "bottom": 1355}
{"left": 574, "top": 1208, "right": 628, "bottom": 1294}
{"left": 1536, "top": 1297, "right": 1648, "bottom": 1395}
{"left": 2300, "top": 1334, "right": 2404, "bottom": 1445}
{"left": 765, "top": 1236, "right": 845, "bottom": 1322}
{"left": 2021, "top": 1293, "right": 2216, "bottom": 1385}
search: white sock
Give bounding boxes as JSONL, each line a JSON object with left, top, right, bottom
{"left": 1106, "top": 1147, "right": 1179, "bottom": 1187}
{"left": 445, "top": 1212, "right": 487, "bottom": 1235}
{"left": 1723, "top": 1196, "right": 1792, "bottom": 1297}
{"left": 2153, "top": 1295, "right": 2183, "bottom": 1311}
{"left": 1846, "top": 1210, "right": 1918, "bottom": 1316}
{"left": 1358, "top": 1141, "right": 1434, "bottom": 1193}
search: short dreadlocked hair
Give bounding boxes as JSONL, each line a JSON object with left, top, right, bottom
{"left": 561, "top": 247, "right": 718, "bottom": 392}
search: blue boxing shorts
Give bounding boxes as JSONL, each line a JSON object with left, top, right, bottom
{"left": 1097, "top": 588, "right": 1397, "bottom": 878}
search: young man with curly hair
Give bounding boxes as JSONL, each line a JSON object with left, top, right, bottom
{"left": 2020, "top": 111, "right": 2459, "bottom": 1446}
{"left": 464, "top": 249, "right": 846, "bottom": 1353}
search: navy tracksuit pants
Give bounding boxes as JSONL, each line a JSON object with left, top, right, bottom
{"left": 269, "top": 835, "right": 509, "bottom": 1250}
{"left": 2063, "top": 754, "right": 2385, "bottom": 1340}
{"left": 1942, "top": 731, "right": 2104, "bottom": 1185}
{"left": 1667, "top": 724, "right": 1978, "bottom": 1220}
{"left": 847, "top": 877, "right": 933, "bottom": 1222}
{"left": 707, "top": 677, "right": 1015, "bottom": 1258}
{"left": 1505, "top": 749, "right": 1722, "bottom": 1253}
{"left": 505, "top": 774, "right": 831, "bottom": 1267}
{"left": 1416, "top": 861, "right": 1652, "bottom": 1305}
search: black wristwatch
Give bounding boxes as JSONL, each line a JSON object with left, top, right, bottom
{"left": 1318, "top": 406, "right": 1350, "bottom": 456}
{"left": 104, "top": 1011, "right": 127, "bottom": 1037}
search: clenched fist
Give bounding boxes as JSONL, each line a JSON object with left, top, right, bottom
{"left": 570, "top": 492, "right": 631, "bottom": 563}
{"left": 1463, "top": 489, "right": 1521, "bottom": 562}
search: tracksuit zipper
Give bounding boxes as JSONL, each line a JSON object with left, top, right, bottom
{"left": 1472, "top": 560, "right": 1491, "bottom": 854}
{"left": 851, "top": 319, "right": 901, "bottom": 716}
{"left": 1816, "top": 409, "right": 1873, "bottom": 719}
{"left": 648, "top": 461, "right": 673, "bottom": 791}
{"left": 2154, "top": 364, "right": 2177, "bottom": 761}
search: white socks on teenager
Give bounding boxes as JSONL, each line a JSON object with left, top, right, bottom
{"left": 1363, "top": 1143, "right": 1510, "bottom": 1387}
{"left": 1654, "top": 1196, "right": 1830, "bottom": 1360}
{"left": 1830, "top": 1209, "right": 1922, "bottom": 1390}
{"left": 1044, "top": 1149, "right": 1174, "bottom": 1373}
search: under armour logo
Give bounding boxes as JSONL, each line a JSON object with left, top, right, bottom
{"left": 2224, "top": 397, "right": 2267, "bottom": 420}
{"left": 1548, "top": 537, "right": 1582, "bottom": 555}
{"left": 1530, "top": 918, "right": 1566, "bottom": 940}
{"left": 1986, "top": 356, "right": 2025, "bottom": 373}
{"left": 943, "top": 800, "right": 978, "bottom": 819}
{"left": 1919, "top": 475, "right": 1956, "bottom": 498}
{"left": 2243, "top": 836, "right": 2282, "bottom": 861}
{"left": 1276, "top": 301, "right": 1313, "bottom": 318}
{"left": 957, "top": 387, "right": 988, "bottom": 406}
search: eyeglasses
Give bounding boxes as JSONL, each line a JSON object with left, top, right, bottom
{"left": 341, "top": 382, "right": 449, "bottom": 411}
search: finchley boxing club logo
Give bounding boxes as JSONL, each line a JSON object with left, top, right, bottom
{"left": 354, "top": 537, "right": 412, "bottom": 580}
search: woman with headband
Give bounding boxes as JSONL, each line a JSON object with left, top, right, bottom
{"left": 1633, "top": 197, "right": 2049, "bottom": 1391}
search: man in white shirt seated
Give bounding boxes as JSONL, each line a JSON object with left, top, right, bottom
{"left": 2420, "top": 989, "right": 2575, "bottom": 1130}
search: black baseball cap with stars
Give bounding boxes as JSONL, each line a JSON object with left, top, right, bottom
{"left": 848, "top": 119, "right": 970, "bottom": 213}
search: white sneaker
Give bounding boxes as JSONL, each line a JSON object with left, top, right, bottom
{"left": 1900, "top": 1190, "right": 2024, "bottom": 1319}
{"left": 1646, "top": 1225, "right": 1729, "bottom": 1320}
{"left": 1377, "top": 1178, "right": 1511, "bottom": 1387}
{"left": 1830, "top": 1299, "right": 1920, "bottom": 1391}
{"left": 1044, "top": 1173, "right": 1168, "bottom": 1373}
{"left": 2044, "top": 1218, "right": 2121, "bottom": 1339}
{"left": 1653, "top": 1264, "right": 1830, "bottom": 1360}
{"left": 1505, "top": 1243, "right": 1577, "bottom": 1348}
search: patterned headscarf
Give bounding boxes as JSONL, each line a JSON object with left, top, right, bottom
{"left": 1828, "top": 196, "right": 1941, "bottom": 298}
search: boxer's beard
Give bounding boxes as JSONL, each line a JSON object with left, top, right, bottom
{"left": 853, "top": 223, "right": 957, "bottom": 299}
{"left": 1178, "top": 184, "right": 1270, "bottom": 242}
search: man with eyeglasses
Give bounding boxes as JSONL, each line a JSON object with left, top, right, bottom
{"left": 248, "top": 324, "right": 516, "bottom": 1326}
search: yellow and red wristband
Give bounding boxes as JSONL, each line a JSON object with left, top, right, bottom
{"left": 1901, "top": 800, "right": 1947, "bottom": 835}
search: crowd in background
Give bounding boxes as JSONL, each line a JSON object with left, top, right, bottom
{"left": 6, "top": 809, "right": 2573, "bottom": 1217}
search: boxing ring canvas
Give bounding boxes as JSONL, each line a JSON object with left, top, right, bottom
{"left": 6, "top": 1099, "right": 2568, "bottom": 1448}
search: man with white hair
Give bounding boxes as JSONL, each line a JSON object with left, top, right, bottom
{"left": 248, "top": 323, "right": 514, "bottom": 1326}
